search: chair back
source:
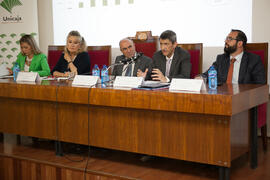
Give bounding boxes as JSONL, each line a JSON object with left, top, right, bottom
{"left": 47, "top": 46, "right": 65, "bottom": 71}
{"left": 245, "top": 43, "right": 268, "bottom": 82}
{"left": 177, "top": 43, "right": 203, "bottom": 79}
{"left": 129, "top": 31, "right": 159, "bottom": 58}
{"left": 48, "top": 45, "right": 111, "bottom": 73}
{"left": 246, "top": 42, "right": 268, "bottom": 128}
{"left": 87, "top": 45, "right": 111, "bottom": 71}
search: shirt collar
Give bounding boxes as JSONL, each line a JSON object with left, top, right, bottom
{"left": 166, "top": 53, "right": 174, "bottom": 61}
{"left": 230, "top": 51, "right": 243, "bottom": 63}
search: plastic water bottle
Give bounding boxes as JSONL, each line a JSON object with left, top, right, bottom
{"left": 92, "top": 64, "right": 100, "bottom": 77}
{"left": 101, "top": 65, "right": 109, "bottom": 85}
{"left": 13, "top": 63, "right": 20, "bottom": 81}
{"left": 208, "top": 66, "right": 217, "bottom": 90}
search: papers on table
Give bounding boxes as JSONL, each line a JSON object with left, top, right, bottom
{"left": 139, "top": 80, "right": 169, "bottom": 89}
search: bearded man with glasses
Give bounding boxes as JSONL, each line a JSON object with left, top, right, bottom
{"left": 201, "top": 29, "right": 266, "bottom": 85}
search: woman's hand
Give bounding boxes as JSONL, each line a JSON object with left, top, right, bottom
{"left": 53, "top": 71, "right": 69, "bottom": 77}
{"left": 64, "top": 52, "right": 72, "bottom": 63}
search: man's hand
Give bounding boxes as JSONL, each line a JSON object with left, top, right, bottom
{"left": 137, "top": 68, "right": 148, "bottom": 79}
{"left": 151, "top": 68, "right": 167, "bottom": 82}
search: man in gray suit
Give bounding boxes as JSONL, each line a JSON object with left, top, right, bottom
{"left": 112, "top": 38, "right": 152, "bottom": 80}
{"left": 151, "top": 30, "right": 191, "bottom": 82}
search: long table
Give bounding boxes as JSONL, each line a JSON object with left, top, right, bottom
{"left": 0, "top": 79, "right": 268, "bottom": 180}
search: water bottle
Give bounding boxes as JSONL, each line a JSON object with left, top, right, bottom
{"left": 13, "top": 63, "right": 20, "bottom": 81}
{"left": 101, "top": 65, "right": 109, "bottom": 85}
{"left": 208, "top": 66, "right": 217, "bottom": 90}
{"left": 92, "top": 64, "right": 100, "bottom": 77}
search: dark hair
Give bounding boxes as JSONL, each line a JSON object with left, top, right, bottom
{"left": 159, "top": 30, "right": 177, "bottom": 44}
{"left": 231, "top": 29, "right": 247, "bottom": 48}
{"left": 20, "top": 34, "right": 41, "bottom": 55}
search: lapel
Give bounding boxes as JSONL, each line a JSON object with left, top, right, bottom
{"left": 238, "top": 52, "right": 248, "bottom": 83}
{"left": 159, "top": 55, "right": 166, "bottom": 75}
{"left": 224, "top": 55, "right": 231, "bottom": 76}
{"left": 21, "top": 56, "right": 26, "bottom": 71}
{"left": 133, "top": 57, "right": 140, "bottom": 76}
{"left": 169, "top": 48, "right": 178, "bottom": 76}
{"left": 118, "top": 65, "right": 124, "bottom": 75}
{"left": 117, "top": 55, "right": 125, "bottom": 75}
{"left": 29, "top": 54, "right": 38, "bottom": 71}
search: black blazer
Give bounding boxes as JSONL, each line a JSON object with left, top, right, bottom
{"left": 203, "top": 51, "right": 266, "bottom": 84}
{"left": 51, "top": 52, "right": 91, "bottom": 75}
{"left": 152, "top": 46, "right": 191, "bottom": 80}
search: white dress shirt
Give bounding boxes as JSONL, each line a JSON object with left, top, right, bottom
{"left": 231, "top": 52, "right": 243, "bottom": 84}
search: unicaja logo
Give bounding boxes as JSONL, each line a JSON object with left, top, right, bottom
{"left": 0, "top": 0, "right": 22, "bottom": 13}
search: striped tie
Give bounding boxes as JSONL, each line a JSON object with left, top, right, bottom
{"left": 125, "top": 64, "right": 132, "bottom": 76}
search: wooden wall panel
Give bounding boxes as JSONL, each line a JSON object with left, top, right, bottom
{"left": 0, "top": 98, "right": 57, "bottom": 139}
{"left": 0, "top": 156, "right": 14, "bottom": 180}
{"left": 89, "top": 106, "right": 232, "bottom": 166}
{"left": 57, "top": 103, "right": 89, "bottom": 145}
{"left": 0, "top": 156, "right": 126, "bottom": 180}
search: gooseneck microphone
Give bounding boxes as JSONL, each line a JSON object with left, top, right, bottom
{"left": 106, "top": 52, "right": 143, "bottom": 72}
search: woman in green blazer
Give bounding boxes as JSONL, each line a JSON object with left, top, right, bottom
{"left": 8, "top": 34, "right": 50, "bottom": 77}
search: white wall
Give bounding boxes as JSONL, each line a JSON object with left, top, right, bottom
{"left": 252, "top": 0, "right": 270, "bottom": 136}
{"left": 38, "top": 0, "right": 270, "bottom": 136}
{"left": 37, "top": 0, "right": 54, "bottom": 56}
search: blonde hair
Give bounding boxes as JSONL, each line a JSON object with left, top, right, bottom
{"left": 65, "top": 30, "right": 87, "bottom": 54}
{"left": 20, "top": 34, "right": 42, "bottom": 55}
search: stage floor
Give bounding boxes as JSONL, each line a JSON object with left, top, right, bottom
{"left": 0, "top": 134, "right": 269, "bottom": 180}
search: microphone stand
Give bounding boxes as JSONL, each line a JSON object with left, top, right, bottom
{"left": 106, "top": 62, "right": 125, "bottom": 72}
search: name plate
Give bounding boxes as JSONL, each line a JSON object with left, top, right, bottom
{"left": 113, "top": 76, "right": 143, "bottom": 88}
{"left": 169, "top": 78, "right": 205, "bottom": 92}
{"left": 16, "top": 72, "right": 40, "bottom": 82}
{"left": 72, "top": 75, "right": 98, "bottom": 87}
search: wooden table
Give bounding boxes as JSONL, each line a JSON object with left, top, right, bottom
{"left": 0, "top": 79, "right": 268, "bottom": 180}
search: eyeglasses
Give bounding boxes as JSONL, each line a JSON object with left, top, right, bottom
{"left": 225, "top": 37, "right": 238, "bottom": 41}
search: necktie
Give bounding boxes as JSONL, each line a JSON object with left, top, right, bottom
{"left": 165, "top": 58, "right": 172, "bottom": 77}
{"left": 125, "top": 64, "right": 132, "bottom": 76}
{"left": 226, "top": 58, "right": 236, "bottom": 84}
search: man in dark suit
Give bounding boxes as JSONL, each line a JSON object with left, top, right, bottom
{"left": 112, "top": 38, "right": 152, "bottom": 80}
{"left": 151, "top": 30, "right": 191, "bottom": 82}
{"left": 202, "top": 29, "right": 266, "bottom": 84}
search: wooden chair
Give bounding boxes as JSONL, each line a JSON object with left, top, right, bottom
{"left": 177, "top": 43, "right": 203, "bottom": 79}
{"left": 246, "top": 42, "right": 268, "bottom": 151}
{"left": 47, "top": 45, "right": 65, "bottom": 71}
{"left": 128, "top": 31, "right": 159, "bottom": 58}
{"left": 48, "top": 45, "right": 111, "bottom": 73}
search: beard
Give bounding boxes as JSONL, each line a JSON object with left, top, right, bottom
{"left": 224, "top": 43, "right": 237, "bottom": 55}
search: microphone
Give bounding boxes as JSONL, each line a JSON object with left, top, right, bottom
{"left": 106, "top": 52, "right": 144, "bottom": 71}
{"left": 120, "top": 52, "right": 143, "bottom": 64}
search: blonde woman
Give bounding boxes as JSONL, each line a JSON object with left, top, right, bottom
{"left": 8, "top": 34, "right": 50, "bottom": 77}
{"left": 52, "top": 31, "right": 91, "bottom": 77}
